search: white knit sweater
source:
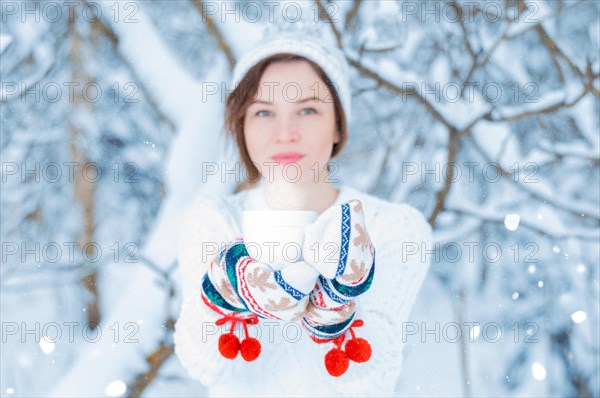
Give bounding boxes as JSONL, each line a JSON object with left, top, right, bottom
{"left": 174, "top": 184, "right": 433, "bottom": 397}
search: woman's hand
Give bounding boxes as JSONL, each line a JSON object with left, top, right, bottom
{"left": 299, "top": 200, "right": 376, "bottom": 357}
{"left": 302, "top": 199, "right": 375, "bottom": 283}
{"left": 207, "top": 239, "right": 321, "bottom": 321}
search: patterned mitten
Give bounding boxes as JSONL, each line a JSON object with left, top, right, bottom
{"left": 301, "top": 200, "right": 376, "bottom": 376}
{"left": 201, "top": 238, "right": 320, "bottom": 361}
{"left": 303, "top": 199, "right": 375, "bottom": 301}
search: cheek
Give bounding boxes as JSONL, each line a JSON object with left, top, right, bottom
{"left": 309, "top": 135, "right": 335, "bottom": 162}
{"left": 311, "top": 117, "right": 337, "bottom": 158}
{"left": 243, "top": 123, "right": 267, "bottom": 160}
{"left": 244, "top": 135, "right": 259, "bottom": 159}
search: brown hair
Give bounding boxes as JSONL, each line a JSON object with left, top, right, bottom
{"left": 224, "top": 53, "right": 348, "bottom": 191}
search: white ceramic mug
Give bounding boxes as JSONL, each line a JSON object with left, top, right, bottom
{"left": 242, "top": 210, "right": 318, "bottom": 270}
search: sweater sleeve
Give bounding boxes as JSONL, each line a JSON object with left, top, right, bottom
{"left": 173, "top": 196, "right": 240, "bottom": 385}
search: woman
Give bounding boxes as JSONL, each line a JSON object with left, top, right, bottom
{"left": 174, "top": 27, "right": 433, "bottom": 397}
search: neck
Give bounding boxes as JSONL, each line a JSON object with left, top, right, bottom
{"left": 261, "top": 177, "right": 339, "bottom": 213}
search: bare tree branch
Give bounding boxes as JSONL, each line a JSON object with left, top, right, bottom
{"left": 90, "top": 1, "right": 176, "bottom": 132}
{"left": 428, "top": 129, "right": 461, "bottom": 228}
{"left": 459, "top": 23, "right": 512, "bottom": 97}
{"left": 344, "top": 0, "right": 363, "bottom": 31}
{"left": 536, "top": 143, "right": 600, "bottom": 164}
{"left": 127, "top": 332, "right": 175, "bottom": 397}
{"left": 446, "top": 0, "right": 477, "bottom": 60}
{"left": 505, "top": 0, "right": 587, "bottom": 41}
{"left": 346, "top": 57, "right": 457, "bottom": 132}
{"left": 127, "top": 256, "right": 178, "bottom": 397}
{"left": 192, "top": 0, "right": 236, "bottom": 71}
{"left": 467, "top": 136, "right": 600, "bottom": 221}
{"left": 315, "top": 0, "right": 343, "bottom": 48}
{"left": 535, "top": 24, "right": 584, "bottom": 81}
{"left": 445, "top": 206, "right": 599, "bottom": 241}
{"left": 485, "top": 78, "right": 594, "bottom": 123}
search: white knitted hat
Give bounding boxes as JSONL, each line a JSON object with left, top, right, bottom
{"left": 231, "top": 21, "right": 352, "bottom": 124}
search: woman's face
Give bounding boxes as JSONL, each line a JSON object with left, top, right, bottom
{"left": 243, "top": 60, "right": 339, "bottom": 183}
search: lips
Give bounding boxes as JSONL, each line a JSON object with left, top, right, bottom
{"left": 272, "top": 152, "right": 305, "bottom": 164}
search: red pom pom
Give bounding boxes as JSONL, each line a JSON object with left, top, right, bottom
{"left": 325, "top": 348, "right": 349, "bottom": 377}
{"left": 240, "top": 337, "right": 261, "bottom": 362}
{"left": 218, "top": 333, "right": 240, "bottom": 359}
{"left": 345, "top": 338, "right": 372, "bottom": 363}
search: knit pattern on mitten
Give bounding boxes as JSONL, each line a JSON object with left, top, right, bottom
{"left": 304, "top": 200, "right": 376, "bottom": 308}
{"left": 200, "top": 239, "right": 319, "bottom": 321}
{"left": 302, "top": 299, "right": 357, "bottom": 341}
{"left": 300, "top": 200, "right": 376, "bottom": 341}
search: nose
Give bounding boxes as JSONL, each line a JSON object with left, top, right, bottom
{"left": 274, "top": 115, "right": 300, "bottom": 143}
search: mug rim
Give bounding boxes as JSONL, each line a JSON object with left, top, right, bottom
{"left": 242, "top": 209, "right": 318, "bottom": 227}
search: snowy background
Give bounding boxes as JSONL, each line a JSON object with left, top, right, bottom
{"left": 1, "top": 0, "right": 599, "bottom": 397}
